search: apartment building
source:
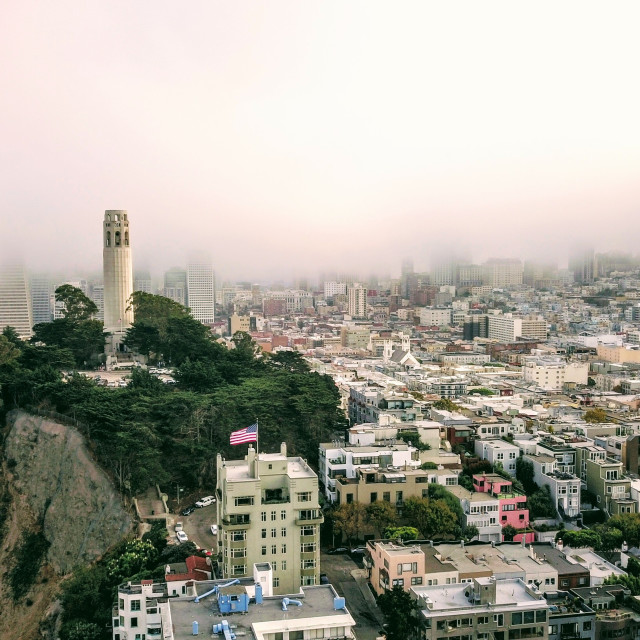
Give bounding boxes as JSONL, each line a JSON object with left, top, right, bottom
{"left": 318, "top": 441, "right": 420, "bottom": 502}
{"left": 113, "top": 573, "right": 355, "bottom": 640}
{"left": 418, "top": 307, "right": 453, "bottom": 327}
{"left": 347, "top": 284, "right": 367, "bottom": 319}
{"left": 447, "top": 486, "right": 502, "bottom": 542}
{"left": 522, "top": 356, "right": 589, "bottom": 391}
{"left": 525, "top": 454, "right": 581, "bottom": 518}
{"left": 475, "top": 439, "right": 520, "bottom": 476}
{"left": 335, "top": 466, "right": 458, "bottom": 509}
{"left": 348, "top": 386, "right": 422, "bottom": 425}
{"left": 488, "top": 314, "right": 523, "bottom": 342}
{"left": 520, "top": 315, "right": 548, "bottom": 340}
{"left": 413, "top": 577, "right": 549, "bottom": 640}
{"left": 482, "top": 258, "right": 524, "bottom": 287}
{"left": 216, "top": 445, "right": 322, "bottom": 594}
{"left": 472, "top": 474, "right": 533, "bottom": 542}
{"left": 584, "top": 453, "right": 637, "bottom": 515}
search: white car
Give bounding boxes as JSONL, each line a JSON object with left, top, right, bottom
{"left": 176, "top": 530, "right": 188, "bottom": 543}
{"left": 210, "top": 524, "right": 218, "bottom": 535}
{"left": 195, "top": 496, "right": 216, "bottom": 508}
{"left": 174, "top": 522, "right": 183, "bottom": 532}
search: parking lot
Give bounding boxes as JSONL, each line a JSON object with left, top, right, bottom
{"left": 174, "top": 502, "right": 218, "bottom": 553}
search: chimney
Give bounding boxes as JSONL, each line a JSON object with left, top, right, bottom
{"left": 248, "top": 446, "right": 257, "bottom": 478}
{"left": 280, "top": 442, "right": 287, "bottom": 457}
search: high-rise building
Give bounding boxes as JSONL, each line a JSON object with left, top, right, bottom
{"left": 431, "top": 258, "right": 456, "bottom": 286}
{"left": 134, "top": 270, "right": 152, "bottom": 294}
{"left": 103, "top": 210, "right": 134, "bottom": 332}
{"left": 187, "top": 255, "right": 215, "bottom": 324}
{"left": 89, "top": 281, "right": 104, "bottom": 322}
{"left": 216, "top": 444, "right": 322, "bottom": 594}
{"left": 0, "top": 263, "right": 33, "bottom": 338}
{"left": 569, "top": 248, "right": 595, "bottom": 284}
{"left": 53, "top": 280, "right": 88, "bottom": 319}
{"left": 30, "top": 274, "right": 52, "bottom": 325}
{"left": 163, "top": 267, "right": 188, "bottom": 307}
{"left": 482, "top": 258, "right": 523, "bottom": 287}
{"left": 347, "top": 284, "right": 368, "bottom": 319}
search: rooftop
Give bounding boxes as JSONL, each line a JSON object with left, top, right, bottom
{"left": 170, "top": 584, "right": 354, "bottom": 640}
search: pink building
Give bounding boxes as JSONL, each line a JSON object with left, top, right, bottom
{"left": 473, "top": 473, "right": 534, "bottom": 543}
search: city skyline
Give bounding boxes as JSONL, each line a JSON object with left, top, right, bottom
{"left": 1, "top": 2, "right": 639, "bottom": 280}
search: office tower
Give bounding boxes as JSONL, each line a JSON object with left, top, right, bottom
{"left": 89, "top": 281, "right": 104, "bottom": 322}
{"left": 324, "top": 281, "right": 347, "bottom": 300}
{"left": 569, "top": 247, "right": 595, "bottom": 284}
{"left": 0, "top": 264, "right": 33, "bottom": 338}
{"left": 347, "top": 284, "right": 368, "bottom": 319}
{"left": 482, "top": 258, "right": 523, "bottom": 287}
{"left": 30, "top": 274, "right": 52, "bottom": 325}
{"left": 163, "top": 267, "right": 188, "bottom": 307}
{"left": 431, "top": 257, "right": 456, "bottom": 286}
{"left": 216, "top": 444, "right": 322, "bottom": 594}
{"left": 102, "top": 210, "right": 134, "bottom": 332}
{"left": 134, "top": 270, "right": 152, "bottom": 294}
{"left": 53, "top": 280, "right": 88, "bottom": 319}
{"left": 187, "top": 255, "right": 215, "bottom": 324}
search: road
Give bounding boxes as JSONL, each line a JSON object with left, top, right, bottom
{"left": 321, "top": 551, "right": 385, "bottom": 640}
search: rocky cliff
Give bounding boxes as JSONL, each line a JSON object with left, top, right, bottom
{"left": 4, "top": 409, "right": 134, "bottom": 574}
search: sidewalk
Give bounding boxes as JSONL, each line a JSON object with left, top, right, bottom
{"left": 350, "top": 568, "right": 386, "bottom": 628}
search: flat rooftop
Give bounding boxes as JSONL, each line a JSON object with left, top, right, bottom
{"left": 224, "top": 455, "right": 317, "bottom": 481}
{"left": 170, "top": 584, "right": 353, "bottom": 640}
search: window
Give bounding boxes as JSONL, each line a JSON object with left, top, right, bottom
{"left": 232, "top": 531, "right": 246, "bottom": 541}
{"left": 370, "top": 492, "right": 378, "bottom": 502}
{"left": 281, "top": 527, "right": 287, "bottom": 537}
{"left": 261, "top": 511, "right": 267, "bottom": 522}
{"left": 583, "top": 621, "right": 592, "bottom": 631}
{"left": 536, "top": 610, "right": 546, "bottom": 622}
{"left": 271, "top": 511, "right": 277, "bottom": 521}
{"left": 411, "top": 577, "right": 423, "bottom": 585}
{"left": 231, "top": 548, "right": 246, "bottom": 558}
{"left": 301, "top": 543, "right": 316, "bottom": 553}
{"left": 234, "top": 496, "right": 254, "bottom": 506}
{"left": 523, "top": 611, "right": 534, "bottom": 624}
{"left": 271, "top": 544, "right": 277, "bottom": 554}
{"left": 392, "top": 578, "right": 404, "bottom": 586}
{"left": 119, "top": 598, "right": 125, "bottom": 610}
{"left": 301, "top": 525, "right": 315, "bottom": 536}
{"left": 478, "top": 616, "right": 489, "bottom": 625}
{"left": 131, "top": 617, "right": 138, "bottom": 628}
{"left": 271, "top": 528, "right": 277, "bottom": 537}
{"left": 346, "top": 494, "right": 353, "bottom": 504}
{"left": 274, "top": 577, "right": 280, "bottom": 588}
{"left": 302, "top": 559, "right": 316, "bottom": 569}
{"left": 233, "top": 564, "right": 246, "bottom": 575}
{"left": 446, "top": 477, "right": 457, "bottom": 485}
{"left": 512, "top": 613, "right": 522, "bottom": 625}
{"left": 281, "top": 510, "right": 287, "bottom": 520}
{"left": 282, "top": 544, "right": 287, "bottom": 554}
{"left": 261, "top": 546, "right": 267, "bottom": 556}
{"left": 282, "top": 560, "right": 287, "bottom": 571}
{"left": 297, "top": 492, "right": 312, "bottom": 502}
{"left": 262, "top": 529, "right": 267, "bottom": 538}
{"left": 549, "top": 625, "right": 558, "bottom": 634}
{"left": 383, "top": 492, "right": 390, "bottom": 502}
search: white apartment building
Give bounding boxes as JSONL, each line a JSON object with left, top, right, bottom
{"left": 525, "top": 454, "right": 581, "bottom": 517}
{"left": 318, "top": 441, "right": 420, "bottom": 502}
{"left": 324, "top": 281, "right": 347, "bottom": 299}
{"left": 0, "top": 263, "right": 33, "bottom": 338}
{"left": 522, "top": 356, "right": 589, "bottom": 391}
{"left": 216, "top": 444, "right": 322, "bottom": 594}
{"left": 266, "top": 290, "right": 314, "bottom": 313}
{"left": 482, "top": 259, "right": 524, "bottom": 287}
{"left": 521, "top": 315, "right": 548, "bottom": 340}
{"left": 475, "top": 439, "right": 520, "bottom": 475}
{"left": 187, "top": 256, "right": 215, "bottom": 324}
{"left": 347, "top": 284, "right": 367, "bottom": 318}
{"left": 419, "top": 307, "right": 452, "bottom": 326}
{"left": 448, "top": 486, "right": 502, "bottom": 542}
{"left": 488, "top": 314, "right": 522, "bottom": 342}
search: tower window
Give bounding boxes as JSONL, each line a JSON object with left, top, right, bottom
{"left": 125, "top": 231, "right": 129, "bottom": 246}
{"left": 106, "top": 231, "right": 111, "bottom": 247}
{"left": 115, "top": 231, "right": 121, "bottom": 246}
{"left": 106, "top": 213, "right": 111, "bottom": 222}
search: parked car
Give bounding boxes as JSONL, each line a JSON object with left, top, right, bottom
{"left": 174, "top": 522, "right": 183, "bottom": 532}
{"left": 320, "top": 573, "right": 329, "bottom": 584}
{"left": 327, "top": 547, "right": 348, "bottom": 555}
{"left": 210, "top": 524, "right": 218, "bottom": 535}
{"left": 195, "top": 496, "right": 216, "bottom": 508}
{"left": 181, "top": 506, "right": 195, "bottom": 516}
{"left": 176, "top": 531, "right": 188, "bottom": 543}
{"left": 350, "top": 546, "right": 366, "bottom": 555}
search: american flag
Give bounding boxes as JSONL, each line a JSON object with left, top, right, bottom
{"left": 230, "top": 423, "right": 258, "bottom": 445}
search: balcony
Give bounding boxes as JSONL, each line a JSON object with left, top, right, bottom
{"left": 222, "top": 515, "right": 250, "bottom": 528}
{"left": 296, "top": 510, "right": 324, "bottom": 525}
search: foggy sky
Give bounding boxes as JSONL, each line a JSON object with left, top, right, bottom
{"left": 1, "top": 1, "right": 639, "bottom": 281}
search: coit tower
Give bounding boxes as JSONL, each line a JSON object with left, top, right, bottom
{"left": 102, "top": 210, "right": 134, "bottom": 332}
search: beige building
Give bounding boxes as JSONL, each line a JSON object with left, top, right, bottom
{"left": 482, "top": 259, "right": 524, "bottom": 287}
{"left": 216, "top": 444, "right": 323, "bottom": 594}
{"left": 596, "top": 344, "right": 640, "bottom": 364}
{"left": 0, "top": 263, "right": 33, "bottom": 338}
{"left": 347, "top": 284, "right": 367, "bottom": 319}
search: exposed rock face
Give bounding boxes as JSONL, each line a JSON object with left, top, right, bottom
{"left": 5, "top": 410, "right": 133, "bottom": 574}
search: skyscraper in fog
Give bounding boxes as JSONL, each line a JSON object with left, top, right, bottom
{"left": 187, "top": 255, "right": 215, "bottom": 324}
{"left": 134, "top": 271, "right": 152, "bottom": 294}
{"left": 569, "top": 247, "right": 595, "bottom": 284}
{"left": 30, "top": 274, "right": 52, "bottom": 325}
{"left": 0, "top": 264, "right": 33, "bottom": 338}
{"left": 164, "top": 267, "right": 188, "bottom": 307}
{"left": 102, "top": 210, "right": 134, "bottom": 332}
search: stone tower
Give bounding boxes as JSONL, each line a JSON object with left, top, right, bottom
{"left": 102, "top": 210, "right": 134, "bottom": 332}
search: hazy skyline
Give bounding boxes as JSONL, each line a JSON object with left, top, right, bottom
{"left": 1, "top": 1, "right": 639, "bottom": 280}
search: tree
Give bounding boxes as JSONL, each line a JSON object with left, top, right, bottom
{"left": 384, "top": 526, "right": 420, "bottom": 541}
{"left": 584, "top": 408, "right": 608, "bottom": 423}
{"left": 377, "top": 585, "right": 421, "bottom": 640}
{"left": 267, "top": 350, "right": 311, "bottom": 374}
{"left": 555, "top": 529, "right": 601, "bottom": 549}
{"left": 333, "top": 503, "right": 366, "bottom": 543}
{"left": 462, "top": 525, "right": 479, "bottom": 541}
{"left": 528, "top": 485, "right": 557, "bottom": 519}
{"left": 433, "top": 397, "right": 457, "bottom": 412}
{"left": 365, "top": 501, "right": 398, "bottom": 537}
{"left": 0, "top": 335, "right": 20, "bottom": 366}
{"left": 403, "top": 496, "right": 458, "bottom": 540}
{"left": 516, "top": 456, "right": 537, "bottom": 495}
{"left": 106, "top": 539, "right": 158, "bottom": 583}
{"left": 54, "top": 284, "right": 98, "bottom": 321}
{"left": 502, "top": 525, "right": 517, "bottom": 541}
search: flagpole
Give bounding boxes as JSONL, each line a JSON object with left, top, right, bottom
{"left": 255, "top": 418, "right": 259, "bottom": 457}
